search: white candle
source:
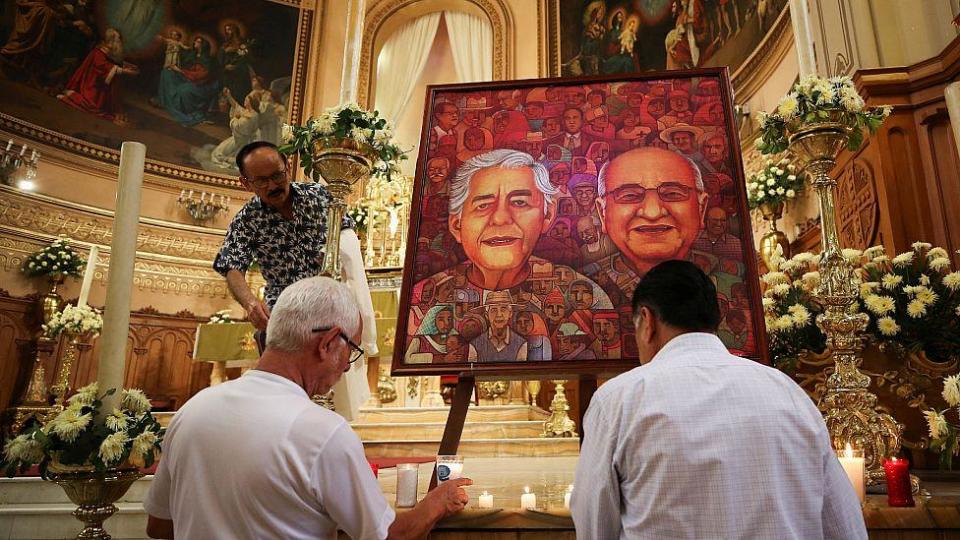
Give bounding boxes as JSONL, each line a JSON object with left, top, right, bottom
{"left": 96, "top": 141, "right": 145, "bottom": 414}
{"left": 838, "top": 444, "right": 865, "bottom": 504}
{"left": 520, "top": 486, "right": 536, "bottom": 510}
{"left": 30, "top": 149, "right": 37, "bottom": 161}
{"left": 19, "top": 144, "right": 26, "bottom": 156}
{"left": 188, "top": 189, "right": 194, "bottom": 198}
{"left": 478, "top": 491, "right": 494, "bottom": 509}
{"left": 200, "top": 192, "right": 205, "bottom": 202}
{"left": 396, "top": 463, "right": 418, "bottom": 508}
{"left": 789, "top": 0, "right": 817, "bottom": 76}
{"left": 5, "top": 139, "right": 12, "bottom": 151}
{"left": 564, "top": 484, "right": 573, "bottom": 509}
{"left": 77, "top": 245, "right": 99, "bottom": 308}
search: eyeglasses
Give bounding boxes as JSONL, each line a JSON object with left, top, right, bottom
{"left": 311, "top": 326, "right": 364, "bottom": 364}
{"left": 605, "top": 182, "right": 694, "bottom": 204}
{"left": 244, "top": 169, "right": 288, "bottom": 189}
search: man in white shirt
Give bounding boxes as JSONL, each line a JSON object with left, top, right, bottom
{"left": 144, "top": 277, "right": 471, "bottom": 539}
{"left": 571, "top": 260, "right": 866, "bottom": 539}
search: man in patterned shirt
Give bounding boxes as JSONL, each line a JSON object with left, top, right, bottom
{"left": 214, "top": 141, "right": 353, "bottom": 332}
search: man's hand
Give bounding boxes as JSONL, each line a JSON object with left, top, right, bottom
{"left": 387, "top": 478, "right": 472, "bottom": 539}
{"left": 424, "top": 478, "right": 472, "bottom": 517}
{"left": 245, "top": 299, "right": 270, "bottom": 331}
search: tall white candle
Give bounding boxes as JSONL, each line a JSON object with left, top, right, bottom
{"left": 96, "top": 142, "right": 145, "bottom": 413}
{"left": 478, "top": 491, "right": 494, "bottom": 509}
{"left": 5, "top": 139, "right": 12, "bottom": 151}
{"left": 564, "top": 484, "right": 573, "bottom": 510}
{"left": 396, "top": 463, "right": 419, "bottom": 508}
{"left": 520, "top": 486, "right": 536, "bottom": 510}
{"left": 77, "top": 245, "right": 99, "bottom": 308}
{"left": 789, "top": 0, "right": 817, "bottom": 76}
{"left": 945, "top": 83, "right": 960, "bottom": 166}
{"left": 838, "top": 444, "right": 865, "bottom": 504}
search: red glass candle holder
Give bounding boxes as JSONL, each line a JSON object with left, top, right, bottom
{"left": 369, "top": 462, "right": 379, "bottom": 479}
{"left": 882, "top": 457, "right": 914, "bottom": 507}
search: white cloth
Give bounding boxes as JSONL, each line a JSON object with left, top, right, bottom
{"left": 444, "top": 11, "right": 492, "bottom": 83}
{"left": 374, "top": 12, "right": 441, "bottom": 125}
{"left": 143, "top": 370, "right": 394, "bottom": 540}
{"left": 571, "top": 333, "right": 866, "bottom": 540}
{"left": 332, "top": 228, "right": 374, "bottom": 421}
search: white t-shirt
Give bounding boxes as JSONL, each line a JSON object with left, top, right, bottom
{"left": 143, "top": 370, "right": 395, "bottom": 539}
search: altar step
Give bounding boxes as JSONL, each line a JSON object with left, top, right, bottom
{"left": 355, "top": 405, "right": 549, "bottom": 424}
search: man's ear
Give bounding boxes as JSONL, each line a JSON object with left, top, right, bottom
{"left": 596, "top": 198, "right": 608, "bottom": 234}
{"left": 448, "top": 213, "right": 462, "bottom": 244}
{"left": 316, "top": 326, "right": 341, "bottom": 356}
{"left": 543, "top": 200, "right": 558, "bottom": 230}
{"left": 239, "top": 175, "right": 256, "bottom": 195}
{"left": 639, "top": 306, "right": 656, "bottom": 343}
{"left": 697, "top": 191, "right": 710, "bottom": 225}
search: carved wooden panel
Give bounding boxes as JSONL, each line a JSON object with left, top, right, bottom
{"left": 836, "top": 159, "right": 879, "bottom": 250}
{"left": 0, "top": 292, "right": 40, "bottom": 413}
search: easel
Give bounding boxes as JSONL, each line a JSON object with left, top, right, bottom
{"left": 428, "top": 373, "right": 598, "bottom": 490}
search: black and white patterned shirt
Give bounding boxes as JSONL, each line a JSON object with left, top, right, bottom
{"left": 213, "top": 182, "right": 353, "bottom": 308}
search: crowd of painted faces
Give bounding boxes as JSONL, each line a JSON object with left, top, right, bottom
{"left": 404, "top": 78, "right": 754, "bottom": 365}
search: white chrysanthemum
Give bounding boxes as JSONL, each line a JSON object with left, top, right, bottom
{"left": 312, "top": 114, "right": 336, "bottom": 135}
{"left": 788, "top": 304, "right": 811, "bottom": 326}
{"left": 791, "top": 252, "right": 815, "bottom": 264}
{"left": 907, "top": 299, "right": 927, "bottom": 318}
{"left": 771, "top": 283, "right": 791, "bottom": 297}
{"left": 912, "top": 241, "right": 932, "bottom": 252}
{"left": 864, "top": 245, "right": 885, "bottom": 259}
{"left": 761, "top": 297, "right": 775, "bottom": 310}
{"left": 877, "top": 316, "right": 900, "bottom": 336}
{"left": 865, "top": 295, "right": 895, "bottom": 315}
{"left": 762, "top": 271, "right": 789, "bottom": 286}
{"left": 766, "top": 178, "right": 775, "bottom": 186}
{"left": 927, "top": 247, "right": 949, "bottom": 259}
{"left": 50, "top": 410, "right": 92, "bottom": 443}
{"left": 105, "top": 409, "right": 128, "bottom": 432}
{"left": 859, "top": 281, "right": 879, "bottom": 296}
{"left": 919, "top": 274, "right": 931, "bottom": 286}
{"left": 924, "top": 410, "right": 949, "bottom": 440}
{"left": 944, "top": 272, "right": 960, "bottom": 291}
{"left": 786, "top": 189, "right": 796, "bottom": 198}
{"left": 872, "top": 255, "right": 890, "bottom": 264}
{"left": 121, "top": 389, "right": 151, "bottom": 415}
{"left": 774, "top": 315, "right": 795, "bottom": 331}
{"left": 777, "top": 93, "right": 800, "bottom": 119}
{"left": 842, "top": 248, "right": 862, "bottom": 263}
{"left": 839, "top": 86, "right": 864, "bottom": 112}
{"left": 764, "top": 314, "right": 777, "bottom": 329}
{"left": 280, "top": 123, "right": 294, "bottom": 144}
{"left": 942, "top": 375, "right": 960, "bottom": 408}
{"left": 929, "top": 258, "right": 951, "bottom": 272}
{"left": 3, "top": 434, "right": 44, "bottom": 464}
{"left": 916, "top": 287, "right": 938, "bottom": 305}
{"left": 129, "top": 431, "right": 159, "bottom": 467}
{"left": 98, "top": 432, "right": 128, "bottom": 466}
{"left": 802, "top": 271, "right": 821, "bottom": 287}
{"left": 881, "top": 274, "right": 903, "bottom": 290}
{"left": 892, "top": 252, "right": 915, "bottom": 267}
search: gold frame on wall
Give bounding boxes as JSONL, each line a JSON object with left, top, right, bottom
{"left": 0, "top": 0, "right": 318, "bottom": 189}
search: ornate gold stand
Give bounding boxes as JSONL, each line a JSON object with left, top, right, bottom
{"left": 5, "top": 337, "right": 56, "bottom": 435}
{"left": 42, "top": 275, "right": 65, "bottom": 324}
{"left": 47, "top": 466, "right": 144, "bottom": 540}
{"left": 51, "top": 332, "right": 91, "bottom": 408}
{"left": 311, "top": 138, "right": 376, "bottom": 279}
{"left": 787, "top": 115, "right": 902, "bottom": 484}
{"left": 758, "top": 201, "right": 790, "bottom": 269}
{"left": 542, "top": 381, "right": 576, "bottom": 438}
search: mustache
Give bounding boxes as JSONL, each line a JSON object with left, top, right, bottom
{"left": 267, "top": 188, "right": 284, "bottom": 198}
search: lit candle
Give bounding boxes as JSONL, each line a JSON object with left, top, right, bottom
{"left": 564, "top": 484, "right": 573, "bottom": 510}
{"left": 838, "top": 444, "right": 865, "bottom": 504}
{"left": 19, "top": 144, "right": 27, "bottom": 156}
{"left": 520, "top": 486, "right": 536, "bottom": 510}
{"left": 77, "top": 245, "right": 99, "bottom": 308}
{"left": 396, "top": 463, "right": 419, "bottom": 508}
{"left": 97, "top": 141, "right": 145, "bottom": 414}
{"left": 188, "top": 189, "right": 194, "bottom": 198}
{"left": 5, "top": 140, "right": 12, "bottom": 151}
{"left": 29, "top": 149, "right": 37, "bottom": 161}
{"left": 883, "top": 457, "right": 914, "bottom": 507}
{"left": 478, "top": 491, "right": 494, "bottom": 509}
{"left": 179, "top": 189, "right": 185, "bottom": 199}
{"left": 200, "top": 192, "right": 205, "bottom": 202}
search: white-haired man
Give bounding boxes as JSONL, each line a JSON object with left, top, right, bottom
{"left": 587, "top": 147, "right": 710, "bottom": 305}
{"left": 145, "top": 277, "right": 471, "bottom": 539}
{"left": 407, "top": 149, "right": 610, "bottom": 363}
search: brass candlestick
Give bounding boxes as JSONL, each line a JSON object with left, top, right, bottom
{"left": 311, "top": 138, "right": 376, "bottom": 279}
{"left": 758, "top": 201, "right": 790, "bottom": 269}
{"left": 42, "top": 275, "right": 65, "bottom": 324}
{"left": 787, "top": 113, "right": 902, "bottom": 484}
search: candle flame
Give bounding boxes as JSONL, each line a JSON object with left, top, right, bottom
{"left": 890, "top": 457, "right": 898, "bottom": 463}
{"left": 524, "top": 486, "right": 530, "bottom": 494}
{"left": 844, "top": 443, "right": 853, "bottom": 458}
{"left": 482, "top": 491, "right": 488, "bottom": 496}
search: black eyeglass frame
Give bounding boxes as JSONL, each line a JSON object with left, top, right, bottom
{"left": 243, "top": 167, "right": 289, "bottom": 189}
{"left": 311, "top": 326, "right": 364, "bottom": 363}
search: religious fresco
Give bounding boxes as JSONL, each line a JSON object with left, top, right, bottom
{"left": 394, "top": 71, "right": 766, "bottom": 374}
{"left": 0, "top": 0, "right": 303, "bottom": 176}
{"left": 554, "top": 0, "right": 788, "bottom": 76}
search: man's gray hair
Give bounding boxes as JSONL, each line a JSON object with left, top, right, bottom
{"left": 448, "top": 149, "right": 558, "bottom": 217}
{"left": 266, "top": 276, "right": 360, "bottom": 352}
{"left": 597, "top": 153, "right": 705, "bottom": 197}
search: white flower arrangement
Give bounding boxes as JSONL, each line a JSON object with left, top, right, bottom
{"left": 746, "top": 157, "right": 806, "bottom": 210}
{"left": 757, "top": 75, "right": 891, "bottom": 155}
{"left": 924, "top": 375, "right": 960, "bottom": 469}
{"left": 22, "top": 236, "right": 86, "bottom": 280}
{"left": 208, "top": 309, "right": 233, "bottom": 324}
{"left": 279, "top": 103, "right": 406, "bottom": 182}
{"left": 42, "top": 304, "right": 103, "bottom": 338}
{"left": 1, "top": 383, "right": 164, "bottom": 476}
{"left": 760, "top": 247, "right": 826, "bottom": 371}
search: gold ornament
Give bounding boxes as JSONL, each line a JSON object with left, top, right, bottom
{"left": 758, "top": 201, "right": 790, "bottom": 269}
{"left": 42, "top": 275, "right": 64, "bottom": 324}
{"left": 542, "top": 380, "right": 576, "bottom": 438}
{"left": 787, "top": 113, "right": 902, "bottom": 484}
{"left": 50, "top": 332, "right": 92, "bottom": 408}
{"left": 47, "top": 465, "right": 144, "bottom": 540}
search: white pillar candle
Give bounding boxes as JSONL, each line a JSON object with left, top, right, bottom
{"left": 96, "top": 141, "right": 145, "bottom": 414}
{"left": 338, "top": 0, "right": 366, "bottom": 104}
{"left": 520, "top": 486, "right": 536, "bottom": 510}
{"left": 788, "top": 0, "right": 817, "bottom": 77}
{"left": 945, "top": 83, "right": 960, "bottom": 165}
{"left": 5, "top": 139, "right": 12, "bottom": 151}
{"left": 77, "top": 245, "right": 99, "bottom": 308}
{"left": 838, "top": 444, "right": 866, "bottom": 504}
{"left": 478, "top": 491, "right": 494, "bottom": 509}
{"left": 395, "top": 463, "right": 419, "bottom": 508}
{"left": 19, "top": 144, "right": 26, "bottom": 156}
{"left": 564, "top": 484, "right": 573, "bottom": 510}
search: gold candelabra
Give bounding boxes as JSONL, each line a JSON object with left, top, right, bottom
{"left": 787, "top": 113, "right": 902, "bottom": 484}
{"left": 542, "top": 380, "right": 576, "bottom": 438}
{"left": 177, "top": 189, "right": 230, "bottom": 223}
{"left": 0, "top": 138, "right": 39, "bottom": 189}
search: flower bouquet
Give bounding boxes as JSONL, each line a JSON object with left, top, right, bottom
{"left": 746, "top": 157, "right": 806, "bottom": 210}
{"left": 208, "top": 309, "right": 234, "bottom": 324}
{"left": 21, "top": 236, "right": 86, "bottom": 281}
{"left": 1, "top": 383, "right": 164, "bottom": 477}
{"left": 855, "top": 242, "right": 960, "bottom": 361}
{"left": 923, "top": 375, "right": 960, "bottom": 469}
{"left": 347, "top": 205, "right": 371, "bottom": 235}
{"left": 756, "top": 75, "right": 892, "bottom": 155}
{"left": 760, "top": 248, "right": 827, "bottom": 372}
{"left": 43, "top": 304, "right": 103, "bottom": 338}
{"left": 279, "top": 102, "right": 406, "bottom": 181}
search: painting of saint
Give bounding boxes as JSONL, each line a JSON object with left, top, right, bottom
{"left": 395, "top": 71, "right": 766, "bottom": 373}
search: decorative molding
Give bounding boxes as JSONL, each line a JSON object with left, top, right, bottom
{"left": 357, "top": 0, "right": 514, "bottom": 108}
{"left": 836, "top": 158, "right": 879, "bottom": 250}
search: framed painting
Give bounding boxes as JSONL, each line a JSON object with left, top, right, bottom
{"left": 546, "top": 0, "right": 790, "bottom": 82}
{"left": 391, "top": 68, "right": 768, "bottom": 377}
{"left": 0, "top": 0, "right": 314, "bottom": 185}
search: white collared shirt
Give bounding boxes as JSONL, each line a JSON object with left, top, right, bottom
{"left": 144, "top": 370, "right": 394, "bottom": 539}
{"left": 572, "top": 333, "right": 866, "bottom": 540}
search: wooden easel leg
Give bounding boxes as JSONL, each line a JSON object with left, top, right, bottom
{"left": 429, "top": 375, "right": 475, "bottom": 491}
{"left": 577, "top": 376, "right": 597, "bottom": 444}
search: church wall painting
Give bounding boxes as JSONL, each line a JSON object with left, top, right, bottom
{"left": 0, "top": 0, "right": 311, "bottom": 183}
{"left": 548, "top": 0, "right": 789, "bottom": 78}
{"left": 392, "top": 69, "right": 768, "bottom": 376}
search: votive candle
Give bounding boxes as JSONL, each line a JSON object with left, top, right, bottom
{"left": 564, "top": 484, "right": 573, "bottom": 509}
{"left": 520, "top": 486, "right": 536, "bottom": 510}
{"left": 883, "top": 457, "right": 914, "bottom": 507}
{"left": 478, "top": 491, "right": 494, "bottom": 509}
{"left": 396, "top": 463, "right": 419, "bottom": 508}
{"left": 838, "top": 444, "right": 866, "bottom": 504}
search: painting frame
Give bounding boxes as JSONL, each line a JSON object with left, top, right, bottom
{"left": 0, "top": 0, "right": 316, "bottom": 188}
{"left": 391, "top": 67, "right": 769, "bottom": 377}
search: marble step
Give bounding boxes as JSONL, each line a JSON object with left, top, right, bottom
{"left": 354, "top": 420, "right": 548, "bottom": 441}
{"left": 0, "top": 476, "right": 153, "bottom": 506}
{"left": 361, "top": 437, "right": 580, "bottom": 458}
{"left": 0, "top": 502, "right": 149, "bottom": 540}
{"left": 355, "top": 405, "right": 549, "bottom": 424}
